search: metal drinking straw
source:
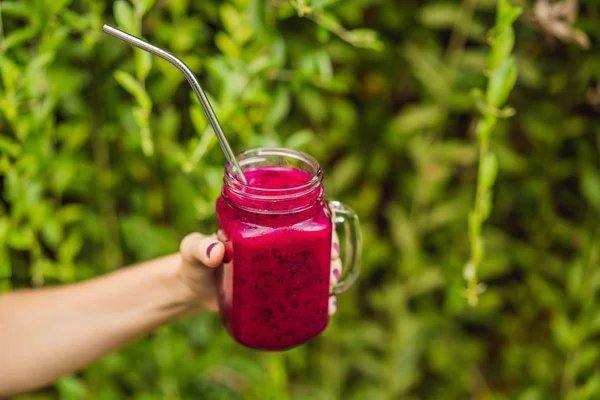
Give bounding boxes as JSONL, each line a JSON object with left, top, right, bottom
{"left": 102, "top": 24, "right": 247, "bottom": 184}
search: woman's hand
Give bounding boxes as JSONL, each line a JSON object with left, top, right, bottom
{"left": 0, "top": 231, "right": 342, "bottom": 396}
{"left": 176, "top": 231, "right": 342, "bottom": 315}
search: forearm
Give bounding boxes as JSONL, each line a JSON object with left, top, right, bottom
{"left": 0, "top": 254, "right": 198, "bottom": 396}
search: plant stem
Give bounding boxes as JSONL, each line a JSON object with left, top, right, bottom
{"left": 466, "top": 132, "right": 489, "bottom": 305}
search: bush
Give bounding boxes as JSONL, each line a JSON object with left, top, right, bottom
{"left": 1, "top": 0, "right": 599, "bottom": 398}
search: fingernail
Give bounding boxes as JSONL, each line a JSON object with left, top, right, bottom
{"left": 333, "top": 269, "right": 340, "bottom": 280}
{"left": 333, "top": 242, "right": 340, "bottom": 253}
{"left": 206, "top": 242, "right": 219, "bottom": 258}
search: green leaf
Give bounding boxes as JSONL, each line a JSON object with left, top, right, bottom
{"left": 58, "top": 231, "right": 84, "bottom": 264}
{"left": 263, "top": 87, "right": 290, "bottom": 129}
{"left": 486, "top": 57, "right": 518, "bottom": 107}
{"left": 488, "top": 26, "right": 515, "bottom": 70}
{"left": 8, "top": 225, "right": 35, "bottom": 250}
{"left": 135, "top": 49, "right": 152, "bottom": 80}
{"left": 528, "top": 274, "right": 563, "bottom": 309}
{"left": 132, "top": 107, "right": 154, "bottom": 156}
{"left": 316, "top": 50, "right": 333, "bottom": 81}
{"left": 570, "top": 345, "right": 599, "bottom": 381}
{"left": 220, "top": 3, "right": 252, "bottom": 44}
{"left": 580, "top": 168, "right": 600, "bottom": 212}
{"left": 214, "top": 32, "right": 240, "bottom": 58}
{"left": 296, "top": 88, "right": 327, "bottom": 123}
{"left": 57, "top": 205, "right": 86, "bottom": 224}
{"left": 419, "top": 3, "right": 461, "bottom": 29}
{"left": 0, "top": 1, "right": 30, "bottom": 17}
{"left": 475, "top": 115, "right": 497, "bottom": 140}
{"left": 404, "top": 44, "right": 450, "bottom": 100}
{"left": 0, "top": 218, "right": 9, "bottom": 243}
{"left": 114, "top": 0, "right": 137, "bottom": 35}
{"left": 190, "top": 105, "right": 209, "bottom": 135}
{"left": 114, "top": 70, "right": 152, "bottom": 110}
{"left": 317, "top": 25, "right": 331, "bottom": 43}
{"left": 284, "top": 129, "right": 315, "bottom": 150}
{"left": 0, "top": 136, "right": 21, "bottom": 157}
{"left": 480, "top": 191, "right": 493, "bottom": 221}
{"left": 327, "top": 154, "right": 364, "bottom": 193}
{"left": 496, "top": 0, "right": 522, "bottom": 31}
{"left": 346, "top": 29, "right": 385, "bottom": 51}
{"left": 46, "top": 0, "right": 73, "bottom": 15}
{"left": 42, "top": 219, "right": 64, "bottom": 248}
{"left": 135, "top": 0, "right": 156, "bottom": 15}
{"left": 566, "top": 261, "right": 584, "bottom": 302}
{"left": 481, "top": 152, "right": 498, "bottom": 188}
{"left": 183, "top": 125, "right": 216, "bottom": 173}
{"left": 56, "top": 375, "right": 89, "bottom": 398}
{"left": 569, "top": 372, "right": 600, "bottom": 400}
{"left": 552, "top": 314, "right": 579, "bottom": 353}
{"left": 3, "top": 25, "right": 39, "bottom": 51}
{"left": 390, "top": 104, "right": 445, "bottom": 136}
{"left": 311, "top": 11, "right": 343, "bottom": 33}
{"left": 0, "top": 57, "right": 21, "bottom": 91}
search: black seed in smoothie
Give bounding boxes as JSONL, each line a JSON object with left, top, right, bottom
{"left": 235, "top": 276, "right": 247, "bottom": 285}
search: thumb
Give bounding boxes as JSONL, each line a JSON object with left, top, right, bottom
{"left": 180, "top": 233, "right": 225, "bottom": 268}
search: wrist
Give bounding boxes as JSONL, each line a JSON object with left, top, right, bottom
{"left": 156, "top": 254, "right": 208, "bottom": 317}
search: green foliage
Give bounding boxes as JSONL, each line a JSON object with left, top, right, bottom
{"left": 1, "top": 0, "right": 600, "bottom": 399}
{"left": 466, "top": 0, "right": 521, "bottom": 306}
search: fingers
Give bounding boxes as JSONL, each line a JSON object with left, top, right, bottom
{"left": 180, "top": 233, "right": 225, "bottom": 268}
{"left": 328, "top": 296, "right": 337, "bottom": 316}
{"left": 330, "top": 229, "right": 342, "bottom": 284}
{"left": 329, "top": 228, "right": 341, "bottom": 316}
{"left": 330, "top": 259, "right": 342, "bottom": 286}
{"left": 331, "top": 231, "right": 340, "bottom": 260}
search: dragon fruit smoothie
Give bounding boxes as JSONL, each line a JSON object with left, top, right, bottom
{"left": 215, "top": 164, "right": 332, "bottom": 350}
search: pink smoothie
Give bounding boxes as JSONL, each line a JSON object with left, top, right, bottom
{"left": 215, "top": 167, "right": 332, "bottom": 350}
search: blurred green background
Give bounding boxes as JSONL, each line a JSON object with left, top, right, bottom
{"left": 1, "top": 0, "right": 600, "bottom": 398}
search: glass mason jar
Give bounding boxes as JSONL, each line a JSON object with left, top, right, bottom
{"left": 215, "top": 147, "right": 361, "bottom": 350}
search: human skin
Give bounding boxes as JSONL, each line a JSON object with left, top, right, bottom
{"left": 0, "top": 232, "right": 341, "bottom": 397}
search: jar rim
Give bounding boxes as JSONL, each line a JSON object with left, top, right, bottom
{"left": 224, "top": 147, "right": 323, "bottom": 200}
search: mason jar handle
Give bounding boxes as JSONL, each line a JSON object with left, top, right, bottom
{"left": 328, "top": 201, "right": 362, "bottom": 295}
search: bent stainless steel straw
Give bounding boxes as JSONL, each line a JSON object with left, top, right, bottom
{"left": 102, "top": 24, "right": 247, "bottom": 184}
